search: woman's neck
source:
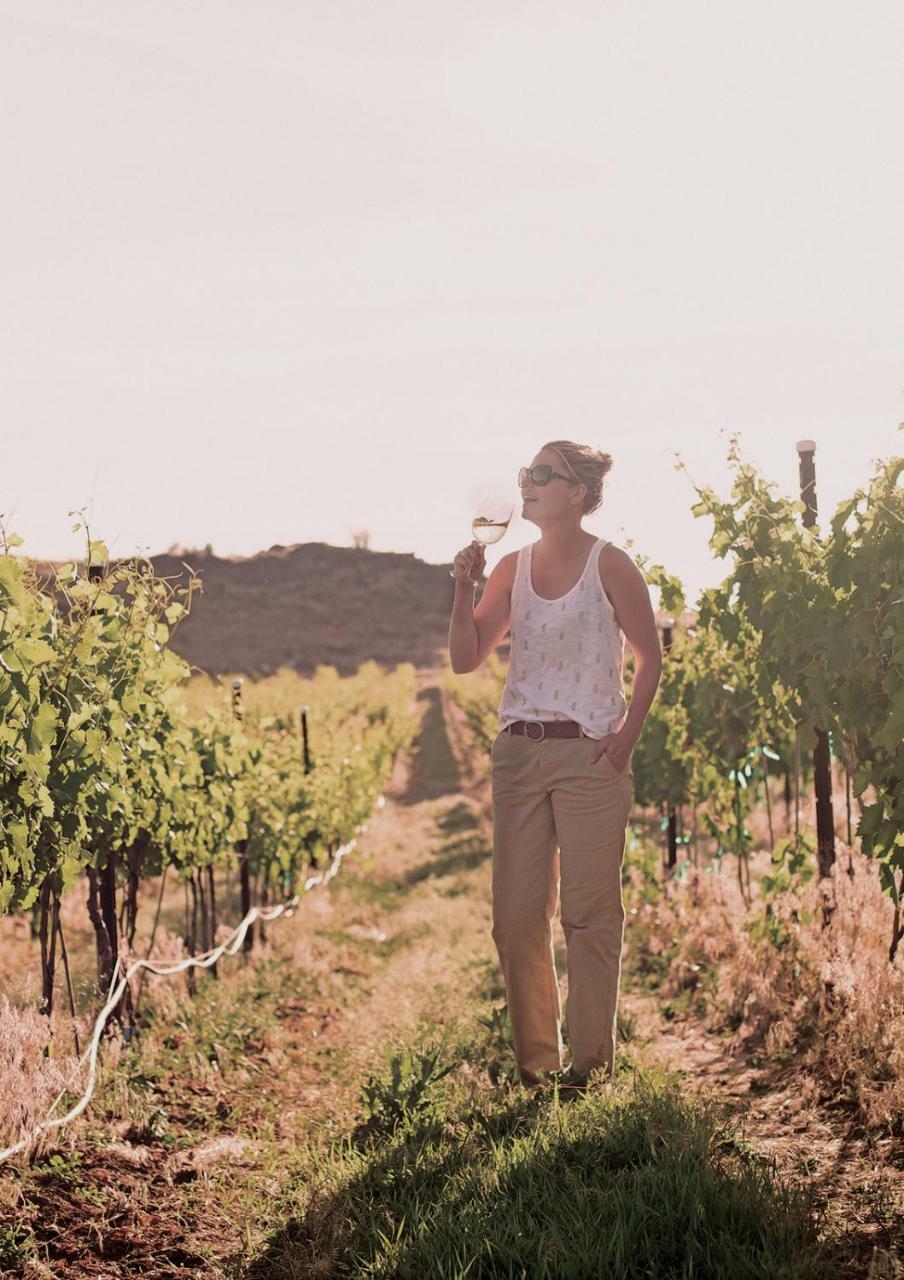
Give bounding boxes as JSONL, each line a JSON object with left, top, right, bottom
{"left": 537, "top": 524, "right": 594, "bottom": 559}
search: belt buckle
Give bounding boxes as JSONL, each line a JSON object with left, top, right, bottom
{"left": 524, "top": 720, "right": 546, "bottom": 741}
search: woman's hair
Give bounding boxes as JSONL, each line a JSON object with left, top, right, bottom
{"left": 541, "top": 439, "right": 613, "bottom": 515}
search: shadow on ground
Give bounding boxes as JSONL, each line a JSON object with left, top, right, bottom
{"left": 396, "top": 685, "right": 462, "bottom": 805}
{"left": 403, "top": 829, "right": 489, "bottom": 887}
{"left": 436, "top": 801, "right": 479, "bottom": 835}
{"left": 243, "top": 1072, "right": 843, "bottom": 1280}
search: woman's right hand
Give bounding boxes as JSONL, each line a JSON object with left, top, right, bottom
{"left": 451, "top": 540, "right": 486, "bottom": 583}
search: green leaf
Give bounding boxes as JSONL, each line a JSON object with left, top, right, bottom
{"left": 66, "top": 704, "right": 99, "bottom": 732}
{"left": 26, "top": 703, "right": 59, "bottom": 754}
{"left": 0, "top": 556, "right": 28, "bottom": 607}
{"left": 16, "top": 638, "right": 56, "bottom": 667}
{"left": 879, "top": 861, "right": 898, "bottom": 902}
{"left": 874, "top": 693, "right": 904, "bottom": 752}
{"left": 857, "top": 802, "right": 885, "bottom": 839}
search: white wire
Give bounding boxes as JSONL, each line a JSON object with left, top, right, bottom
{"left": 0, "top": 804, "right": 380, "bottom": 1165}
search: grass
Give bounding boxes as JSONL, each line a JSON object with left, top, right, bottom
{"left": 313, "top": 921, "right": 434, "bottom": 963}
{"left": 340, "top": 847, "right": 410, "bottom": 912}
{"left": 248, "top": 1034, "right": 839, "bottom": 1280}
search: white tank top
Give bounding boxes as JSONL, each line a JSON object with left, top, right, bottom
{"left": 497, "top": 536, "right": 627, "bottom": 740}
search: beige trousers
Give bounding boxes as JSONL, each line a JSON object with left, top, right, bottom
{"left": 489, "top": 727, "right": 633, "bottom": 1085}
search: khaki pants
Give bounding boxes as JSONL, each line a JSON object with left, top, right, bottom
{"left": 489, "top": 727, "right": 634, "bottom": 1085}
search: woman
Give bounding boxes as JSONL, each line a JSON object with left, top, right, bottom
{"left": 449, "top": 440, "right": 662, "bottom": 1091}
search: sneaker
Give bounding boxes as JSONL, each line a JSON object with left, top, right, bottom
{"left": 518, "top": 1066, "right": 562, "bottom": 1090}
{"left": 555, "top": 1066, "right": 591, "bottom": 1092}
{"left": 524, "top": 1065, "right": 590, "bottom": 1093}
{"left": 549, "top": 1066, "right": 609, "bottom": 1099}
{"left": 520, "top": 1065, "right": 604, "bottom": 1094}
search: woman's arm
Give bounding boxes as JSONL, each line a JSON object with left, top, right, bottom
{"left": 448, "top": 553, "right": 515, "bottom": 673}
{"left": 594, "top": 546, "right": 663, "bottom": 761}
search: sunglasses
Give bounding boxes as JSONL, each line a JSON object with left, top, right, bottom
{"left": 519, "top": 464, "right": 579, "bottom": 487}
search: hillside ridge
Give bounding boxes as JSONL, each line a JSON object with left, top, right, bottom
{"left": 32, "top": 541, "right": 467, "bottom": 678}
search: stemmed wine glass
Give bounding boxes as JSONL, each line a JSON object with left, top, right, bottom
{"left": 449, "top": 494, "right": 516, "bottom": 585}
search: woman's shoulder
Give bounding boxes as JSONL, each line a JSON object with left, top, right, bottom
{"left": 500, "top": 542, "right": 534, "bottom": 565}
{"left": 597, "top": 540, "right": 639, "bottom": 588}
{"left": 484, "top": 546, "right": 522, "bottom": 590}
{"left": 598, "top": 538, "right": 632, "bottom": 562}
{"left": 499, "top": 545, "right": 527, "bottom": 579}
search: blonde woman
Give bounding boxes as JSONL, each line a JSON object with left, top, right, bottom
{"left": 449, "top": 441, "right": 662, "bottom": 1091}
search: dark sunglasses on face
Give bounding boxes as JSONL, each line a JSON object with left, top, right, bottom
{"left": 519, "top": 464, "right": 578, "bottom": 487}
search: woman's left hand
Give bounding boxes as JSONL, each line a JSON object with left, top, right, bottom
{"left": 589, "top": 730, "right": 634, "bottom": 774}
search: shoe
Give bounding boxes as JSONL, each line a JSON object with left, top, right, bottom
{"left": 519, "top": 1065, "right": 605, "bottom": 1094}
{"left": 555, "top": 1066, "right": 591, "bottom": 1092}
{"left": 547, "top": 1066, "right": 607, "bottom": 1099}
{"left": 518, "top": 1067, "right": 558, "bottom": 1090}
{"left": 523, "top": 1065, "right": 591, "bottom": 1093}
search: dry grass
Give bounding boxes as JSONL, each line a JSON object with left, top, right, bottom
{"left": 626, "top": 838, "right": 904, "bottom": 1134}
{"left": 0, "top": 998, "right": 83, "bottom": 1163}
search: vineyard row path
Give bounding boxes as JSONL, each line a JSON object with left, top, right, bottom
{"left": 206, "top": 663, "right": 902, "bottom": 1264}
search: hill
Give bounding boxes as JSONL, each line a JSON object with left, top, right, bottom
{"left": 35, "top": 542, "right": 470, "bottom": 677}
{"left": 161, "top": 541, "right": 470, "bottom": 676}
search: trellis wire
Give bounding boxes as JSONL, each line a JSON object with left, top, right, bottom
{"left": 0, "top": 796, "right": 384, "bottom": 1165}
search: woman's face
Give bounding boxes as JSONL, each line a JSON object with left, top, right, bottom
{"left": 520, "top": 448, "right": 584, "bottom": 525}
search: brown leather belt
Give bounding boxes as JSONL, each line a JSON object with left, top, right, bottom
{"left": 503, "top": 719, "right": 587, "bottom": 741}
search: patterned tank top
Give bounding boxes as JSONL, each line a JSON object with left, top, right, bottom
{"left": 497, "top": 536, "right": 627, "bottom": 740}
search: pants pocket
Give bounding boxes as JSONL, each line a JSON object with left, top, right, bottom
{"left": 591, "top": 749, "right": 622, "bottom": 779}
{"left": 592, "top": 750, "right": 634, "bottom": 783}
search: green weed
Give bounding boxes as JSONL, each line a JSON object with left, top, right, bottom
{"left": 353, "top": 1042, "right": 458, "bottom": 1145}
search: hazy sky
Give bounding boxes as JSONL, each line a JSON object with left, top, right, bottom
{"left": 2, "top": 1, "right": 902, "bottom": 607}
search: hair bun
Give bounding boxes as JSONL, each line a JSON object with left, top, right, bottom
{"left": 542, "top": 440, "right": 613, "bottom": 515}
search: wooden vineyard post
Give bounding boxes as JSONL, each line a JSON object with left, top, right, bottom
{"left": 783, "top": 766, "right": 793, "bottom": 834}
{"left": 38, "top": 877, "right": 58, "bottom": 1016}
{"left": 300, "top": 705, "right": 319, "bottom": 870}
{"left": 207, "top": 864, "right": 219, "bottom": 977}
{"left": 100, "top": 848, "right": 120, "bottom": 991}
{"left": 795, "top": 439, "right": 836, "bottom": 889}
{"left": 661, "top": 618, "right": 678, "bottom": 876}
{"left": 232, "top": 678, "right": 254, "bottom": 957}
{"left": 300, "top": 705, "right": 312, "bottom": 774}
{"left": 85, "top": 557, "right": 131, "bottom": 1024}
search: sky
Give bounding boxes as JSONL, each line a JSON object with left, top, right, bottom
{"left": 1, "top": 1, "right": 902, "bottom": 609}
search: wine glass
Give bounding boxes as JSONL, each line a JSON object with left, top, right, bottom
{"left": 449, "top": 494, "right": 515, "bottom": 584}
